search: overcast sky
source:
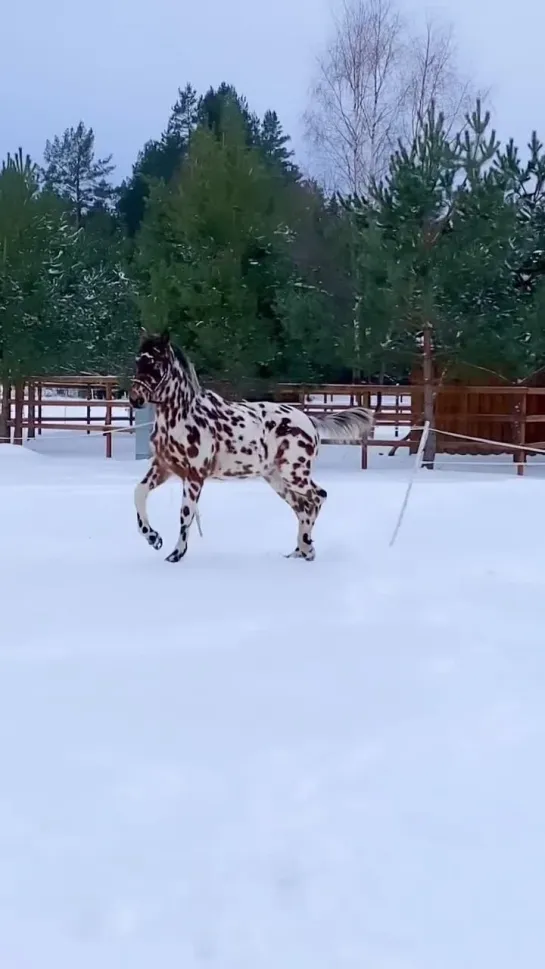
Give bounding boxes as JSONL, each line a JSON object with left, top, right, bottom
{"left": 1, "top": 0, "right": 542, "bottom": 180}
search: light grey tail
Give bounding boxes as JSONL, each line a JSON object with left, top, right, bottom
{"left": 310, "top": 406, "right": 374, "bottom": 442}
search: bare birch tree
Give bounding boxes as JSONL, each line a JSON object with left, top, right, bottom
{"left": 402, "top": 19, "right": 475, "bottom": 145}
{"left": 304, "top": 0, "right": 404, "bottom": 193}
{"left": 304, "top": 0, "right": 480, "bottom": 194}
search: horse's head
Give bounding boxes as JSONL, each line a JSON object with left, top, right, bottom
{"left": 129, "top": 329, "right": 173, "bottom": 408}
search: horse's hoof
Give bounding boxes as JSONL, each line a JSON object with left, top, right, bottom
{"left": 166, "top": 548, "right": 186, "bottom": 563}
{"left": 286, "top": 548, "right": 315, "bottom": 561}
{"left": 147, "top": 532, "right": 163, "bottom": 550}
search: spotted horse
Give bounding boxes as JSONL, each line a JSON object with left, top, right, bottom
{"left": 129, "top": 330, "right": 374, "bottom": 563}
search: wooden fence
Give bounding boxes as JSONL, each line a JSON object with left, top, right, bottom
{"left": 2, "top": 378, "right": 545, "bottom": 471}
{"left": 1, "top": 377, "right": 132, "bottom": 458}
{"left": 281, "top": 382, "right": 545, "bottom": 472}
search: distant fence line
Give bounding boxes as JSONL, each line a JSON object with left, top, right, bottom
{"left": 1, "top": 377, "right": 545, "bottom": 472}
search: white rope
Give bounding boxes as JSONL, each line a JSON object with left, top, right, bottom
{"left": 388, "top": 421, "right": 430, "bottom": 549}
{"left": 4, "top": 420, "right": 155, "bottom": 443}
{"left": 14, "top": 419, "right": 206, "bottom": 538}
{"left": 13, "top": 414, "right": 545, "bottom": 457}
{"left": 409, "top": 425, "right": 545, "bottom": 457}
{"left": 423, "top": 460, "right": 529, "bottom": 468}
{"left": 11, "top": 415, "right": 545, "bottom": 547}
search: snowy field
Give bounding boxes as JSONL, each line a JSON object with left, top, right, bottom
{"left": 2, "top": 435, "right": 545, "bottom": 968}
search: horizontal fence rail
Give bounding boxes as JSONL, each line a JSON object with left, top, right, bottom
{"left": 1, "top": 378, "right": 545, "bottom": 471}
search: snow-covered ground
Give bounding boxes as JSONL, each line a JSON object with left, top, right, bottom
{"left": 2, "top": 438, "right": 545, "bottom": 969}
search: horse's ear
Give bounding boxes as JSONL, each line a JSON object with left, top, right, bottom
{"left": 138, "top": 326, "right": 149, "bottom": 346}
{"left": 159, "top": 328, "right": 171, "bottom": 346}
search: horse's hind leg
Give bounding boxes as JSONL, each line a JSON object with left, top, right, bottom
{"left": 134, "top": 459, "right": 170, "bottom": 550}
{"left": 166, "top": 475, "right": 203, "bottom": 563}
{"left": 287, "top": 479, "right": 327, "bottom": 560}
{"left": 266, "top": 471, "right": 327, "bottom": 560}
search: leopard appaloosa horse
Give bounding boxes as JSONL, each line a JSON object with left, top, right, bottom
{"left": 129, "top": 330, "right": 374, "bottom": 562}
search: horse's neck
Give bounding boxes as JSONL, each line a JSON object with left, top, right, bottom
{"left": 158, "top": 369, "right": 195, "bottom": 420}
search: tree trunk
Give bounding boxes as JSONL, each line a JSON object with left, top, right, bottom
{"left": 352, "top": 317, "right": 361, "bottom": 383}
{"left": 422, "top": 323, "right": 436, "bottom": 469}
{"left": 0, "top": 381, "right": 11, "bottom": 444}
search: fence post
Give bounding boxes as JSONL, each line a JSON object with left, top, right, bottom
{"left": 27, "top": 381, "right": 36, "bottom": 439}
{"left": 135, "top": 404, "right": 154, "bottom": 460}
{"left": 515, "top": 388, "right": 527, "bottom": 476}
{"left": 13, "top": 382, "right": 24, "bottom": 445}
{"left": 0, "top": 381, "right": 11, "bottom": 444}
{"left": 104, "top": 384, "right": 113, "bottom": 459}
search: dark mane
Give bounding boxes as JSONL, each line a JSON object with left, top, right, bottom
{"left": 173, "top": 344, "right": 191, "bottom": 372}
{"left": 172, "top": 342, "right": 201, "bottom": 395}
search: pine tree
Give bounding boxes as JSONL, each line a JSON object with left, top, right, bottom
{"left": 197, "top": 83, "right": 260, "bottom": 146}
{"left": 135, "top": 106, "right": 329, "bottom": 385}
{"left": 42, "top": 121, "right": 115, "bottom": 225}
{"left": 135, "top": 111, "right": 275, "bottom": 381}
{"left": 346, "top": 98, "right": 545, "bottom": 458}
{"left": 2, "top": 147, "right": 37, "bottom": 179}
{"left": 494, "top": 132, "right": 545, "bottom": 290}
{"left": 118, "top": 84, "right": 198, "bottom": 237}
{"left": 61, "top": 229, "right": 138, "bottom": 375}
{"left": 277, "top": 184, "right": 359, "bottom": 380}
{"left": 0, "top": 167, "right": 78, "bottom": 383}
{"left": 166, "top": 83, "right": 199, "bottom": 143}
{"left": 0, "top": 149, "right": 138, "bottom": 394}
{"left": 119, "top": 84, "right": 298, "bottom": 238}
{"left": 259, "top": 110, "right": 299, "bottom": 179}
{"left": 354, "top": 100, "right": 512, "bottom": 462}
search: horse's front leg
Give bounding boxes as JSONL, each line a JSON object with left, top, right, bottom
{"left": 166, "top": 475, "right": 204, "bottom": 563}
{"left": 134, "top": 459, "right": 170, "bottom": 551}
